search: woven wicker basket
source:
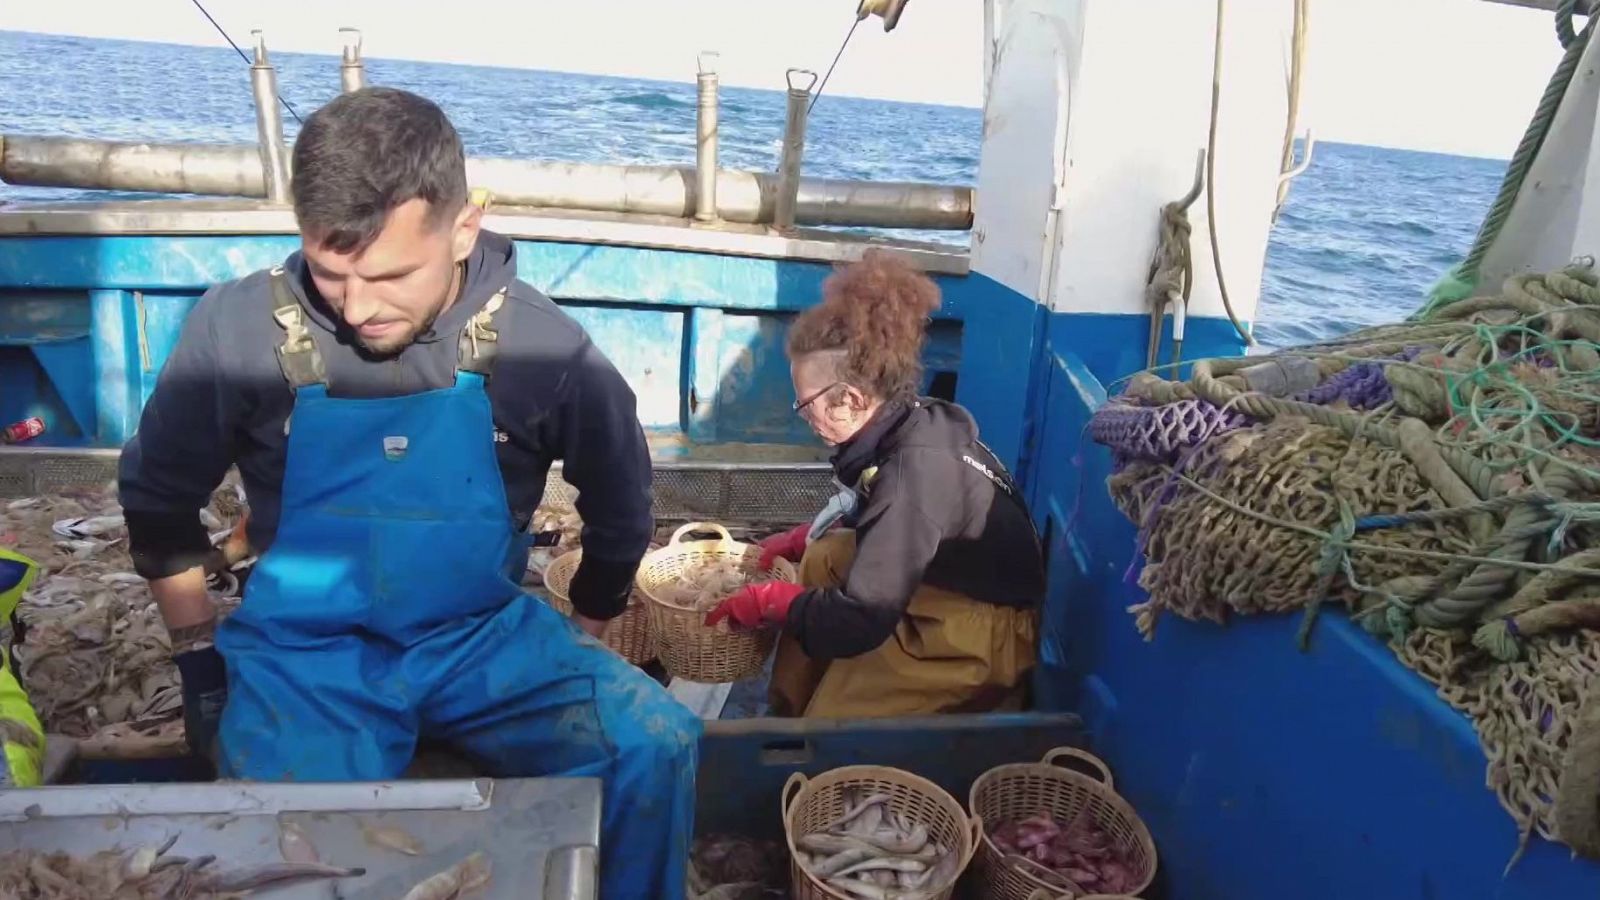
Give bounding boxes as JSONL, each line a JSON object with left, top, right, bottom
{"left": 635, "top": 522, "right": 796, "bottom": 683}
{"left": 969, "top": 747, "right": 1157, "bottom": 899}
{"left": 783, "top": 766, "right": 981, "bottom": 900}
{"left": 541, "top": 549, "right": 657, "bottom": 666}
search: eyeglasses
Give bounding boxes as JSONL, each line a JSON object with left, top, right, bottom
{"left": 793, "top": 381, "right": 847, "bottom": 415}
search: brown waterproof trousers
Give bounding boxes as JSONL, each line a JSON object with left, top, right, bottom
{"left": 768, "top": 532, "right": 1038, "bottom": 717}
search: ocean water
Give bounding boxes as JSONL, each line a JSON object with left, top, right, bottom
{"left": 0, "top": 30, "right": 1510, "bottom": 350}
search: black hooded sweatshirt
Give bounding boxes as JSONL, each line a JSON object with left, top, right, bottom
{"left": 117, "top": 230, "right": 653, "bottom": 619}
{"left": 784, "top": 397, "right": 1046, "bottom": 659}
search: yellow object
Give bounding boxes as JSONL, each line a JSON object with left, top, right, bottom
{"left": 768, "top": 532, "right": 1037, "bottom": 717}
{"left": 0, "top": 548, "right": 46, "bottom": 786}
{"left": 469, "top": 187, "right": 493, "bottom": 210}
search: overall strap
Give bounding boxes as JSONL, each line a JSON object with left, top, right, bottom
{"left": 456, "top": 286, "right": 510, "bottom": 377}
{"left": 268, "top": 267, "right": 328, "bottom": 390}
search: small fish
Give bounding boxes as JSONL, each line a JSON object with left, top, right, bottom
{"left": 361, "top": 822, "right": 424, "bottom": 856}
{"left": 51, "top": 515, "right": 124, "bottom": 538}
{"left": 833, "top": 856, "right": 929, "bottom": 878}
{"left": 853, "top": 822, "right": 929, "bottom": 856}
{"left": 401, "top": 851, "right": 492, "bottom": 900}
{"left": 278, "top": 820, "right": 320, "bottom": 864}
{"left": 198, "top": 861, "right": 365, "bottom": 893}
{"left": 809, "top": 847, "right": 875, "bottom": 878}
{"left": 820, "top": 793, "right": 892, "bottom": 834}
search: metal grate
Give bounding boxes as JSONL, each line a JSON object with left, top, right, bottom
{"left": 0, "top": 449, "right": 836, "bottom": 523}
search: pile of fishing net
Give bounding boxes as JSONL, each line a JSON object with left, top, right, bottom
{"left": 0, "top": 479, "right": 248, "bottom": 747}
{"left": 1089, "top": 262, "right": 1600, "bottom": 854}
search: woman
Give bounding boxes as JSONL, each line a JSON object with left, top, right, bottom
{"left": 705, "top": 251, "right": 1045, "bottom": 717}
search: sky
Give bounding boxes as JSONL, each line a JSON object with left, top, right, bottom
{"left": 0, "top": 0, "right": 1575, "bottom": 159}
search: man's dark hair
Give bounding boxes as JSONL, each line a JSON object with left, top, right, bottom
{"left": 290, "top": 87, "right": 468, "bottom": 253}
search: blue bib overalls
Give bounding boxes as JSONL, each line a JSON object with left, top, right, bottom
{"left": 215, "top": 272, "right": 698, "bottom": 898}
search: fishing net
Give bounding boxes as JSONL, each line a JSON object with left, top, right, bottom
{"left": 1090, "top": 263, "right": 1600, "bottom": 853}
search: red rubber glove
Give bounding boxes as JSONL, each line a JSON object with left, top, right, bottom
{"left": 757, "top": 524, "right": 811, "bottom": 571}
{"left": 704, "top": 581, "right": 804, "bottom": 631}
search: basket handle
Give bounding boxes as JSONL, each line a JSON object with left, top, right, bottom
{"left": 780, "top": 772, "right": 809, "bottom": 825}
{"left": 1041, "top": 746, "right": 1114, "bottom": 789}
{"left": 669, "top": 522, "right": 734, "bottom": 545}
{"left": 960, "top": 814, "right": 984, "bottom": 869}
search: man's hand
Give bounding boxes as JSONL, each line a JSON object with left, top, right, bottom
{"left": 572, "top": 613, "right": 609, "bottom": 640}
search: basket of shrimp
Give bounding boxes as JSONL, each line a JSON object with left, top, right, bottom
{"left": 782, "top": 765, "right": 980, "bottom": 900}
{"left": 541, "top": 549, "right": 658, "bottom": 666}
{"left": 968, "top": 747, "right": 1157, "bottom": 899}
{"left": 634, "top": 522, "right": 798, "bottom": 683}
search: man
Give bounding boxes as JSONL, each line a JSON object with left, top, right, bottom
{"left": 118, "top": 87, "right": 697, "bottom": 899}
{"left": 0, "top": 548, "right": 45, "bottom": 786}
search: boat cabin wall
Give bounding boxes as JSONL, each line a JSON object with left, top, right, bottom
{"left": 971, "top": 0, "right": 1290, "bottom": 384}
{"left": 0, "top": 235, "right": 977, "bottom": 459}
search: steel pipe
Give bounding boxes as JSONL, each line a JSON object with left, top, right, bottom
{"left": 0, "top": 136, "right": 974, "bottom": 230}
{"left": 694, "top": 51, "right": 721, "bottom": 223}
{"left": 774, "top": 68, "right": 817, "bottom": 232}
{"left": 249, "top": 31, "right": 291, "bottom": 204}
{"left": 0, "top": 136, "right": 269, "bottom": 196}
{"left": 339, "top": 28, "right": 366, "bottom": 93}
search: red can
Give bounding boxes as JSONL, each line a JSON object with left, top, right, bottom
{"left": 0, "top": 417, "right": 45, "bottom": 445}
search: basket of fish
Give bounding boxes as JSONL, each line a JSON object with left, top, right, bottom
{"left": 782, "top": 765, "right": 979, "bottom": 900}
{"left": 540, "top": 549, "right": 658, "bottom": 666}
{"left": 968, "top": 747, "right": 1157, "bottom": 899}
{"left": 635, "top": 522, "right": 798, "bottom": 683}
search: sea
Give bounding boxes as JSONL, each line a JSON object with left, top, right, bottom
{"left": 0, "top": 30, "right": 1511, "bottom": 351}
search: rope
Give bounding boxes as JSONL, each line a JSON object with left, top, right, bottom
{"left": 1273, "top": 0, "right": 1311, "bottom": 222}
{"left": 1556, "top": 676, "right": 1600, "bottom": 858}
{"left": 1094, "top": 262, "right": 1600, "bottom": 852}
{"left": 1415, "top": 12, "right": 1597, "bottom": 318}
{"left": 1204, "top": 0, "right": 1257, "bottom": 348}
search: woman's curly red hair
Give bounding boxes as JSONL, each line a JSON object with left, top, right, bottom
{"left": 786, "top": 250, "right": 941, "bottom": 400}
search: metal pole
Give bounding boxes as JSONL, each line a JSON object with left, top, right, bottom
{"left": 249, "top": 31, "right": 291, "bottom": 204}
{"left": 774, "top": 68, "right": 817, "bottom": 232}
{"left": 0, "top": 135, "right": 976, "bottom": 230}
{"left": 694, "top": 51, "right": 721, "bottom": 223}
{"left": 339, "top": 27, "right": 366, "bottom": 92}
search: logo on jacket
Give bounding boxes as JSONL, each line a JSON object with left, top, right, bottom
{"left": 383, "top": 435, "right": 409, "bottom": 461}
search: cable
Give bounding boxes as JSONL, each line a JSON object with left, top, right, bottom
{"left": 809, "top": 16, "right": 861, "bottom": 115}
{"left": 186, "top": 0, "right": 305, "bottom": 125}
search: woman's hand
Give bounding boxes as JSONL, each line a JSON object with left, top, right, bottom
{"left": 703, "top": 582, "right": 804, "bottom": 631}
{"left": 756, "top": 524, "right": 811, "bottom": 570}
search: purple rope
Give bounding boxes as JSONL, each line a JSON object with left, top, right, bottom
{"left": 1293, "top": 347, "right": 1419, "bottom": 410}
{"left": 1089, "top": 398, "right": 1250, "bottom": 466}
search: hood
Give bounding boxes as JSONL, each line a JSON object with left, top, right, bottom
{"left": 830, "top": 397, "right": 981, "bottom": 486}
{"left": 282, "top": 229, "right": 519, "bottom": 344}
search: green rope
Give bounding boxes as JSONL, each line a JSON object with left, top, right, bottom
{"left": 1415, "top": 13, "right": 1598, "bottom": 319}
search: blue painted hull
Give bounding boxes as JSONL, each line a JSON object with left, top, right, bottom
{"left": 2, "top": 231, "right": 1596, "bottom": 898}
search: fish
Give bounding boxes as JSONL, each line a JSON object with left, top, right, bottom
{"left": 277, "top": 820, "right": 320, "bottom": 864}
{"left": 820, "top": 792, "right": 892, "bottom": 834}
{"left": 832, "top": 856, "right": 929, "bottom": 877}
{"left": 400, "top": 851, "right": 493, "bottom": 900}
{"left": 361, "top": 822, "right": 425, "bottom": 856}
{"left": 196, "top": 861, "right": 366, "bottom": 893}
{"left": 810, "top": 847, "right": 876, "bottom": 878}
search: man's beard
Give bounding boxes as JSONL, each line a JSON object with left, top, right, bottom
{"left": 354, "top": 299, "right": 444, "bottom": 358}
